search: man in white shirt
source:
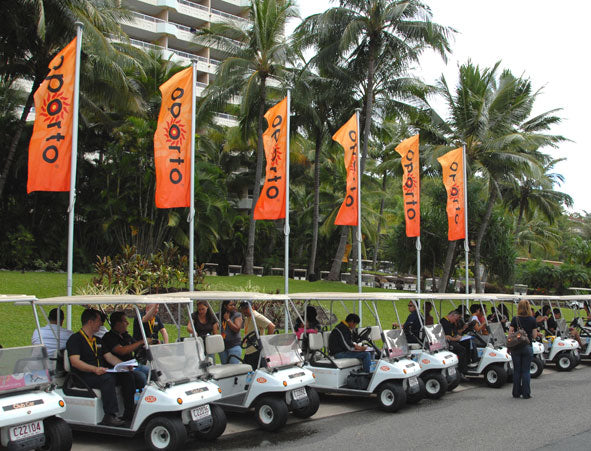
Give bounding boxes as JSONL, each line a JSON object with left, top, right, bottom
{"left": 31, "top": 308, "right": 73, "bottom": 356}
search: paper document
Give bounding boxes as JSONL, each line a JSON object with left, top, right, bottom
{"left": 107, "top": 359, "right": 138, "bottom": 373}
{"left": 460, "top": 335, "right": 472, "bottom": 342}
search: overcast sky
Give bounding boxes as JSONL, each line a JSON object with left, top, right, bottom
{"left": 288, "top": 1, "right": 590, "bottom": 213}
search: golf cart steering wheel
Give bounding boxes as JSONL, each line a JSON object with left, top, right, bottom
{"left": 241, "top": 331, "right": 259, "bottom": 350}
{"left": 356, "top": 327, "right": 372, "bottom": 342}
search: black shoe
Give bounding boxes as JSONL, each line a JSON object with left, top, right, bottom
{"left": 101, "top": 414, "right": 125, "bottom": 427}
{"left": 523, "top": 394, "right": 533, "bottom": 399}
{"left": 512, "top": 394, "right": 521, "bottom": 398}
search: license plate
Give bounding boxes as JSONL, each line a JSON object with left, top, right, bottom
{"left": 9, "top": 420, "right": 43, "bottom": 442}
{"left": 191, "top": 404, "right": 211, "bottom": 421}
{"left": 448, "top": 367, "right": 456, "bottom": 376}
{"left": 408, "top": 376, "right": 419, "bottom": 387}
{"left": 292, "top": 387, "right": 307, "bottom": 400}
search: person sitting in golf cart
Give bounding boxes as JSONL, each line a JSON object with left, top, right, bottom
{"left": 469, "top": 304, "right": 488, "bottom": 335}
{"left": 534, "top": 305, "right": 551, "bottom": 327}
{"left": 187, "top": 301, "right": 219, "bottom": 338}
{"left": 488, "top": 304, "right": 510, "bottom": 331}
{"left": 133, "top": 303, "right": 169, "bottom": 344}
{"left": 240, "top": 301, "right": 275, "bottom": 369}
{"left": 328, "top": 313, "right": 372, "bottom": 372}
{"left": 66, "top": 308, "right": 137, "bottom": 427}
{"left": 439, "top": 310, "right": 469, "bottom": 376}
{"left": 294, "top": 306, "right": 321, "bottom": 338}
{"left": 31, "top": 307, "right": 73, "bottom": 356}
{"left": 392, "top": 301, "right": 423, "bottom": 343}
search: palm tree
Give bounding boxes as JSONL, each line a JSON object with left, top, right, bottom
{"left": 195, "top": 0, "right": 297, "bottom": 274}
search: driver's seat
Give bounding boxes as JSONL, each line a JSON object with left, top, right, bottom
{"left": 201, "top": 335, "right": 253, "bottom": 380}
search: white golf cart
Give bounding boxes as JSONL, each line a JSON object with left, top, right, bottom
{"left": 564, "top": 295, "right": 591, "bottom": 361}
{"left": 290, "top": 293, "right": 422, "bottom": 413}
{"left": 162, "top": 292, "right": 319, "bottom": 432}
{"left": 32, "top": 295, "right": 226, "bottom": 451}
{"left": 391, "top": 297, "right": 460, "bottom": 398}
{"left": 0, "top": 295, "right": 71, "bottom": 451}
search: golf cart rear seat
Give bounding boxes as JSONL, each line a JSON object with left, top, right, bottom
{"left": 199, "top": 335, "right": 252, "bottom": 380}
{"left": 308, "top": 332, "right": 360, "bottom": 369}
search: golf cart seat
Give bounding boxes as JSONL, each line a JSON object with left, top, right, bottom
{"left": 62, "top": 350, "right": 101, "bottom": 398}
{"left": 408, "top": 343, "right": 422, "bottom": 350}
{"left": 202, "top": 335, "right": 252, "bottom": 380}
{"left": 322, "top": 331, "right": 331, "bottom": 349}
{"left": 308, "top": 332, "right": 360, "bottom": 368}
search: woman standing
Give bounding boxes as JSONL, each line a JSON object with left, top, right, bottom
{"left": 187, "top": 301, "right": 219, "bottom": 338}
{"left": 219, "top": 300, "right": 243, "bottom": 364}
{"left": 509, "top": 299, "right": 539, "bottom": 399}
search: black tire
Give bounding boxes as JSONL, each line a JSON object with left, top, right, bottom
{"left": 144, "top": 416, "right": 187, "bottom": 451}
{"left": 38, "top": 416, "right": 72, "bottom": 451}
{"left": 422, "top": 372, "right": 448, "bottom": 399}
{"left": 254, "top": 397, "right": 289, "bottom": 431}
{"left": 291, "top": 387, "right": 320, "bottom": 419}
{"left": 192, "top": 404, "right": 227, "bottom": 441}
{"left": 556, "top": 353, "right": 575, "bottom": 371}
{"left": 530, "top": 357, "right": 544, "bottom": 378}
{"left": 406, "top": 377, "right": 426, "bottom": 404}
{"left": 447, "top": 371, "right": 460, "bottom": 391}
{"left": 484, "top": 365, "right": 507, "bottom": 388}
{"left": 376, "top": 382, "right": 406, "bottom": 412}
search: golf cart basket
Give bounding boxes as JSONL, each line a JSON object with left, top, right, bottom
{"left": 260, "top": 333, "right": 303, "bottom": 369}
{"left": 383, "top": 329, "right": 409, "bottom": 359}
{"left": 423, "top": 324, "right": 448, "bottom": 352}
{"left": 149, "top": 338, "right": 206, "bottom": 384}
{"left": 0, "top": 345, "right": 52, "bottom": 396}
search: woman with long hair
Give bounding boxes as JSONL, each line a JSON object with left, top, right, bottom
{"left": 187, "top": 301, "right": 219, "bottom": 338}
{"left": 509, "top": 300, "right": 539, "bottom": 399}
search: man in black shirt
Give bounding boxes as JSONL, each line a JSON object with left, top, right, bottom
{"left": 133, "top": 304, "right": 169, "bottom": 344}
{"left": 402, "top": 301, "right": 422, "bottom": 343}
{"left": 440, "top": 310, "right": 469, "bottom": 375}
{"left": 66, "top": 309, "right": 136, "bottom": 426}
{"left": 328, "top": 314, "right": 372, "bottom": 372}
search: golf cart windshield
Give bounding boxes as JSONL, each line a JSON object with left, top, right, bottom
{"left": 0, "top": 345, "right": 51, "bottom": 394}
{"left": 424, "top": 325, "right": 447, "bottom": 351}
{"left": 150, "top": 338, "right": 205, "bottom": 383}
{"left": 488, "top": 323, "right": 507, "bottom": 346}
{"left": 556, "top": 318, "right": 569, "bottom": 337}
{"left": 383, "top": 329, "right": 409, "bottom": 358}
{"left": 260, "top": 333, "right": 303, "bottom": 369}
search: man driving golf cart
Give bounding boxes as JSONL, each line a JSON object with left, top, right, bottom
{"left": 328, "top": 313, "right": 372, "bottom": 372}
{"left": 439, "top": 310, "right": 469, "bottom": 377}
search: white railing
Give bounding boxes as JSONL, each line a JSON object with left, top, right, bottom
{"left": 211, "top": 7, "right": 249, "bottom": 24}
{"left": 131, "top": 11, "right": 165, "bottom": 24}
{"left": 178, "top": 0, "right": 208, "bottom": 12}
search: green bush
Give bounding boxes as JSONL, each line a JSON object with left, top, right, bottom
{"left": 516, "top": 260, "right": 591, "bottom": 294}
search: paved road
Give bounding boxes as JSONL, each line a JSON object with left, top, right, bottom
{"left": 72, "top": 365, "right": 591, "bottom": 450}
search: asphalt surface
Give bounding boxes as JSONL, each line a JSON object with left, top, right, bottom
{"left": 72, "top": 364, "right": 591, "bottom": 450}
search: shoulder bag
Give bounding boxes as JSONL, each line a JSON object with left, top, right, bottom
{"left": 507, "top": 316, "right": 530, "bottom": 349}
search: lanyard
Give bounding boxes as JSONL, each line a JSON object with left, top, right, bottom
{"left": 79, "top": 329, "right": 100, "bottom": 367}
{"left": 147, "top": 318, "right": 155, "bottom": 335}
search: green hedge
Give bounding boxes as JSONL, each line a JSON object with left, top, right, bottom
{"left": 515, "top": 260, "right": 590, "bottom": 294}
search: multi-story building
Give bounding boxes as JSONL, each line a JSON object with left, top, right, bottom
{"left": 120, "top": 0, "right": 251, "bottom": 127}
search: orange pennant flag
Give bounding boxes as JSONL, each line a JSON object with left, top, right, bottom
{"left": 154, "top": 66, "right": 193, "bottom": 208}
{"left": 27, "top": 37, "right": 77, "bottom": 193}
{"left": 395, "top": 134, "right": 420, "bottom": 237}
{"left": 437, "top": 147, "right": 466, "bottom": 241}
{"left": 254, "top": 97, "right": 288, "bottom": 220}
{"left": 333, "top": 114, "right": 359, "bottom": 226}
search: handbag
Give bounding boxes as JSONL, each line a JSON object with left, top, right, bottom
{"left": 507, "top": 316, "right": 530, "bottom": 349}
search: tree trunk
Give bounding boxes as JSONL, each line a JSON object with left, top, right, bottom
{"left": 328, "top": 226, "right": 348, "bottom": 281}
{"left": 307, "top": 135, "right": 322, "bottom": 278}
{"left": 439, "top": 240, "right": 457, "bottom": 293}
{"left": 244, "top": 79, "right": 267, "bottom": 274}
{"left": 474, "top": 187, "right": 498, "bottom": 293}
{"left": 0, "top": 81, "right": 40, "bottom": 199}
{"left": 516, "top": 195, "right": 526, "bottom": 230}
{"left": 372, "top": 173, "right": 387, "bottom": 270}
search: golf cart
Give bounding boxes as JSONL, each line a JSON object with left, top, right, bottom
{"left": 33, "top": 295, "right": 226, "bottom": 451}
{"left": 162, "top": 292, "right": 319, "bottom": 432}
{"left": 0, "top": 295, "right": 72, "bottom": 451}
{"left": 290, "top": 293, "right": 422, "bottom": 413}
{"left": 391, "top": 297, "right": 460, "bottom": 398}
{"left": 564, "top": 295, "right": 591, "bottom": 360}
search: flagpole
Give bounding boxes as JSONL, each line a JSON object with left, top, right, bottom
{"left": 355, "top": 109, "right": 362, "bottom": 324}
{"left": 463, "top": 144, "right": 469, "bottom": 295}
{"left": 416, "top": 237, "right": 421, "bottom": 294}
{"left": 66, "top": 22, "right": 83, "bottom": 329}
{"left": 284, "top": 90, "right": 291, "bottom": 331}
{"left": 188, "top": 63, "right": 196, "bottom": 301}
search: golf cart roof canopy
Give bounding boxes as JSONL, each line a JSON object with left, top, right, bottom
{"left": 287, "top": 292, "right": 517, "bottom": 301}
{"left": 153, "top": 291, "right": 289, "bottom": 301}
{"left": 33, "top": 294, "right": 192, "bottom": 306}
{"left": 0, "top": 295, "right": 37, "bottom": 304}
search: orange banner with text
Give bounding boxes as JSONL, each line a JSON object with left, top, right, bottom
{"left": 154, "top": 66, "right": 193, "bottom": 208}
{"left": 27, "top": 37, "right": 77, "bottom": 193}
{"left": 437, "top": 147, "right": 466, "bottom": 241}
{"left": 395, "top": 134, "right": 420, "bottom": 237}
{"left": 333, "top": 114, "right": 359, "bottom": 226}
{"left": 254, "top": 97, "right": 288, "bottom": 220}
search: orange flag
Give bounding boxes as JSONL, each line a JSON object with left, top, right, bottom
{"left": 395, "top": 135, "right": 420, "bottom": 237}
{"left": 154, "top": 66, "right": 193, "bottom": 208}
{"left": 333, "top": 114, "right": 359, "bottom": 226}
{"left": 437, "top": 147, "right": 466, "bottom": 241}
{"left": 27, "top": 37, "right": 77, "bottom": 193}
{"left": 254, "top": 97, "right": 288, "bottom": 220}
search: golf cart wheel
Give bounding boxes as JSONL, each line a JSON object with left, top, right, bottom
{"left": 291, "top": 387, "right": 320, "bottom": 419}
{"left": 447, "top": 372, "right": 461, "bottom": 391}
{"left": 556, "top": 353, "right": 575, "bottom": 371}
{"left": 39, "top": 416, "right": 72, "bottom": 451}
{"left": 254, "top": 397, "right": 288, "bottom": 431}
{"left": 376, "top": 382, "right": 406, "bottom": 412}
{"left": 484, "top": 365, "right": 507, "bottom": 388}
{"left": 530, "top": 357, "right": 544, "bottom": 379}
{"left": 144, "top": 416, "right": 187, "bottom": 451}
{"left": 422, "top": 373, "right": 448, "bottom": 399}
{"left": 406, "top": 378, "right": 426, "bottom": 404}
{"left": 192, "top": 404, "right": 227, "bottom": 441}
